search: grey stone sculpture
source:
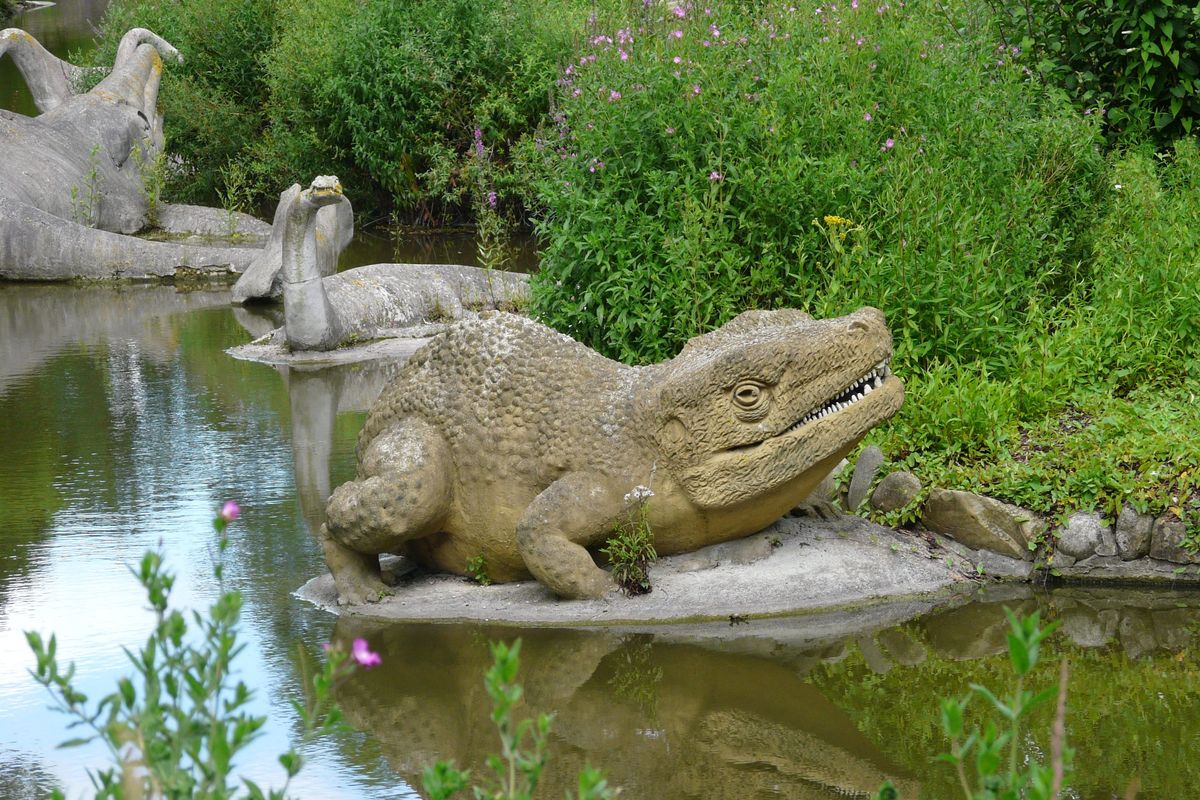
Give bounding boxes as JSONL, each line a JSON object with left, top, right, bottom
{"left": 0, "top": 27, "right": 267, "bottom": 280}
{"left": 267, "top": 176, "right": 528, "bottom": 352}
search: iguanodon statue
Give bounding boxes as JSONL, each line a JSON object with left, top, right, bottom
{"left": 320, "top": 308, "right": 904, "bottom": 603}
{"left": 245, "top": 176, "right": 528, "bottom": 352}
{"left": 0, "top": 27, "right": 270, "bottom": 280}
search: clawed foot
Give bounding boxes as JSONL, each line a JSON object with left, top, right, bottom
{"left": 792, "top": 498, "right": 842, "bottom": 520}
{"left": 335, "top": 579, "right": 393, "bottom": 607}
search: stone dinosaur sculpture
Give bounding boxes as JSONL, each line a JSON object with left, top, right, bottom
{"left": 321, "top": 307, "right": 904, "bottom": 603}
{"left": 0, "top": 27, "right": 267, "bottom": 280}
{"left": 261, "top": 176, "right": 529, "bottom": 352}
{"left": 230, "top": 181, "right": 354, "bottom": 304}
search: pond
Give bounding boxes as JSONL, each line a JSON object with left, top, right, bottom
{"left": 3, "top": 4, "right": 1200, "bottom": 800}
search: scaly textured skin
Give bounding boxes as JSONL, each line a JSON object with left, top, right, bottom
{"left": 322, "top": 308, "right": 904, "bottom": 602}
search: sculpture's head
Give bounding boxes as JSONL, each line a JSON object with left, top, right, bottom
{"left": 646, "top": 307, "right": 904, "bottom": 509}
{"left": 301, "top": 175, "right": 348, "bottom": 209}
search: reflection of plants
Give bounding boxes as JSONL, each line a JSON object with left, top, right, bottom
{"left": 26, "top": 502, "right": 375, "bottom": 799}
{"left": 423, "top": 639, "right": 615, "bottom": 800}
{"left": 69, "top": 144, "right": 104, "bottom": 228}
{"left": 601, "top": 485, "right": 657, "bottom": 596}
{"left": 466, "top": 553, "right": 492, "bottom": 586}
{"left": 877, "top": 609, "right": 1072, "bottom": 800}
{"left": 608, "top": 639, "right": 663, "bottom": 722}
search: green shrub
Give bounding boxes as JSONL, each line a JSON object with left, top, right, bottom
{"left": 85, "top": 0, "right": 275, "bottom": 205}
{"left": 529, "top": 0, "right": 1106, "bottom": 367}
{"left": 257, "top": 0, "right": 586, "bottom": 222}
{"left": 987, "top": 0, "right": 1200, "bottom": 142}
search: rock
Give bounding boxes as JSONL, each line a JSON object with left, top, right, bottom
{"left": 922, "top": 489, "right": 1042, "bottom": 561}
{"left": 869, "top": 471, "right": 922, "bottom": 513}
{"left": 1055, "top": 512, "right": 1116, "bottom": 559}
{"left": 1115, "top": 506, "right": 1154, "bottom": 560}
{"left": 846, "top": 445, "right": 885, "bottom": 511}
{"left": 1149, "top": 513, "right": 1198, "bottom": 564}
{"left": 1047, "top": 550, "right": 1076, "bottom": 569}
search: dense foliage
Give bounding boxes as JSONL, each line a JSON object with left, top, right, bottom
{"left": 86, "top": 0, "right": 586, "bottom": 219}
{"left": 528, "top": 1, "right": 1106, "bottom": 366}
{"left": 987, "top": 0, "right": 1200, "bottom": 142}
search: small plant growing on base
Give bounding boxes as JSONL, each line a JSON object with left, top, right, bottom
{"left": 69, "top": 144, "right": 104, "bottom": 228}
{"left": 601, "top": 485, "right": 657, "bottom": 596}
{"left": 466, "top": 553, "right": 493, "bottom": 586}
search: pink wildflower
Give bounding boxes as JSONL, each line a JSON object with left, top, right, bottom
{"left": 709, "top": 170, "right": 723, "bottom": 181}
{"left": 692, "top": 84, "right": 701, "bottom": 95}
{"left": 351, "top": 638, "right": 382, "bottom": 668}
{"left": 670, "top": 29, "right": 683, "bottom": 39}
{"left": 665, "top": 126, "right": 676, "bottom": 134}
{"left": 608, "top": 90, "right": 622, "bottom": 101}
{"left": 864, "top": 111, "right": 872, "bottom": 121}
{"left": 671, "top": 4, "right": 686, "bottom": 17}
{"left": 619, "top": 49, "right": 629, "bottom": 61}
{"left": 881, "top": 138, "right": 895, "bottom": 151}
{"left": 673, "top": 55, "right": 682, "bottom": 63}
{"left": 219, "top": 501, "right": 240, "bottom": 522}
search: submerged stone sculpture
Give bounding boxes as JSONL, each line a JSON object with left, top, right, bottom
{"left": 321, "top": 308, "right": 905, "bottom": 603}
{"left": 0, "top": 27, "right": 267, "bottom": 280}
{"left": 261, "top": 176, "right": 528, "bottom": 352}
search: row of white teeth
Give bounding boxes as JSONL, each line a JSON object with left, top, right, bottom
{"left": 788, "top": 360, "right": 890, "bottom": 431}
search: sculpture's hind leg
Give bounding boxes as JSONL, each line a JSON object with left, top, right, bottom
{"left": 516, "top": 473, "right": 624, "bottom": 600}
{"left": 0, "top": 28, "right": 81, "bottom": 114}
{"left": 323, "top": 419, "right": 452, "bottom": 605}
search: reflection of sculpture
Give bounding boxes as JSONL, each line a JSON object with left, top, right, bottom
{"left": 329, "top": 622, "right": 921, "bottom": 799}
{"left": 0, "top": 27, "right": 267, "bottom": 279}
{"left": 322, "top": 307, "right": 904, "bottom": 603}
{"left": 267, "top": 177, "right": 529, "bottom": 352}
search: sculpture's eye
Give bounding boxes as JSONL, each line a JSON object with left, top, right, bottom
{"left": 731, "top": 380, "right": 770, "bottom": 421}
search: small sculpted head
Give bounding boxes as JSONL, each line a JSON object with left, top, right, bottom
{"left": 647, "top": 307, "right": 904, "bottom": 509}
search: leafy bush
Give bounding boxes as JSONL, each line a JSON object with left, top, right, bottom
{"left": 529, "top": 0, "right": 1106, "bottom": 366}
{"left": 85, "top": 0, "right": 275, "bottom": 205}
{"left": 987, "top": 0, "right": 1200, "bottom": 141}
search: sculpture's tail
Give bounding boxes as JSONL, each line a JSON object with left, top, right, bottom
{"left": 0, "top": 28, "right": 82, "bottom": 114}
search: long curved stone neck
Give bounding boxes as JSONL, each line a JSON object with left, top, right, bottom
{"left": 0, "top": 28, "right": 81, "bottom": 114}
{"left": 281, "top": 193, "right": 344, "bottom": 351}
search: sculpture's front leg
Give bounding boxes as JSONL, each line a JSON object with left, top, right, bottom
{"left": 0, "top": 28, "right": 81, "bottom": 114}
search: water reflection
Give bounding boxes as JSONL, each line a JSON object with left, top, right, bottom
{"left": 329, "top": 621, "right": 922, "bottom": 800}
{"left": 0, "top": 0, "right": 109, "bottom": 116}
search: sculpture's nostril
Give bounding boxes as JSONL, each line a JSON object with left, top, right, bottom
{"left": 849, "top": 319, "right": 870, "bottom": 334}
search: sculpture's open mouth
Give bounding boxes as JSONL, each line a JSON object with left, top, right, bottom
{"left": 724, "top": 359, "right": 894, "bottom": 454}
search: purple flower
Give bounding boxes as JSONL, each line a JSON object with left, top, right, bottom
{"left": 671, "top": 4, "right": 686, "bottom": 17}
{"left": 619, "top": 49, "right": 629, "bottom": 61}
{"left": 709, "top": 170, "right": 724, "bottom": 181}
{"left": 665, "top": 126, "right": 676, "bottom": 134}
{"left": 608, "top": 90, "right": 622, "bottom": 102}
{"left": 219, "top": 501, "right": 240, "bottom": 522}
{"left": 351, "top": 638, "right": 382, "bottom": 668}
{"left": 673, "top": 55, "right": 683, "bottom": 64}
{"left": 692, "top": 83, "right": 702, "bottom": 95}
{"left": 670, "top": 29, "right": 683, "bottom": 39}
{"left": 863, "top": 111, "right": 872, "bottom": 121}
{"left": 487, "top": 191, "right": 497, "bottom": 209}
{"left": 881, "top": 138, "right": 895, "bottom": 151}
